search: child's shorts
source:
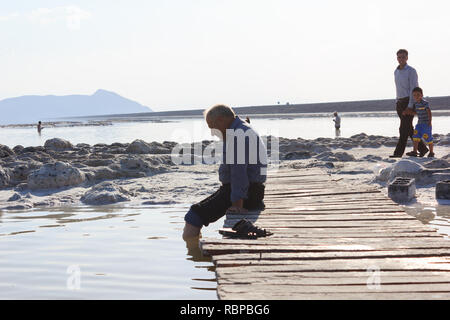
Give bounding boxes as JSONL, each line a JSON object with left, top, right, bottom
{"left": 413, "top": 123, "right": 433, "bottom": 144}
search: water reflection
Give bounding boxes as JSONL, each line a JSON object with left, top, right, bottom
{"left": 0, "top": 204, "right": 219, "bottom": 299}
{"left": 185, "top": 237, "right": 212, "bottom": 263}
{"left": 335, "top": 128, "right": 341, "bottom": 138}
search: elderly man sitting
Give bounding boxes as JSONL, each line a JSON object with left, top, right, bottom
{"left": 183, "top": 104, "right": 267, "bottom": 239}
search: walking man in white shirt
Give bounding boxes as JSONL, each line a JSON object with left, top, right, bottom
{"left": 391, "top": 49, "right": 428, "bottom": 158}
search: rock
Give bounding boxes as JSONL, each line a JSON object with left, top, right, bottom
{"left": 383, "top": 139, "right": 398, "bottom": 147}
{"left": 90, "top": 166, "right": 121, "bottom": 181}
{"left": 377, "top": 166, "right": 392, "bottom": 182}
{"left": 334, "top": 152, "right": 356, "bottom": 161}
{"left": 437, "top": 136, "right": 450, "bottom": 146}
{"left": 111, "top": 142, "right": 128, "bottom": 148}
{"left": 120, "top": 157, "right": 154, "bottom": 174}
{"left": 33, "top": 200, "right": 54, "bottom": 207}
{"left": 76, "top": 143, "right": 91, "bottom": 148}
{"left": 424, "top": 159, "right": 450, "bottom": 169}
{"left": 324, "top": 162, "right": 335, "bottom": 168}
{"left": 14, "top": 183, "right": 28, "bottom": 191}
{"left": 77, "top": 149, "right": 90, "bottom": 156}
{"left": 44, "top": 138, "right": 73, "bottom": 151}
{"left": 0, "top": 166, "right": 10, "bottom": 187}
{"left": 8, "top": 193, "right": 21, "bottom": 201}
{"left": 27, "top": 161, "right": 85, "bottom": 190}
{"left": 8, "top": 160, "right": 42, "bottom": 183}
{"left": 3, "top": 203, "right": 33, "bottom": 210}
{"left": 283, "top": 151, "right": 314, "bottom": 160}
{"left": 350, "top": 133, "right": 369, "bottom": 140}
{"left": 80, "top": 181, "right": 130, "bottom": 205}
{"left": 316, "top": 151, "right": 355, "bottom": 162}
{"left": 0, "top": 144, "right": 14, "bottom": 158}
{"left": 21, "top": 146, "right": 46, "bottom": 153}
{"left": 84, "top": 159, "right": 114, "bottom": 167}
{"left": 126, "top": 139, "right": 171, "bottom": 154}
{"left": 279, "top": 141, "right": 330, "bottom": 155}
{"left": 361, "top": 155, "right": 382, "bottom": 162}
{"left": 12, "top": 145, "right": 24, "bottom": 154}
{"left": 359, "top": 140, "right": 382, "bottom": 148}
{"left": 125, "top": 140, "right": 152, "bottom": 154}
{"left": 377, "top": 159, "right": 426, "bottom": 183}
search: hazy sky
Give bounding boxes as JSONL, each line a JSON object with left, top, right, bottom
{"left": 1, "top": 0, "right": 449, "bottom": 111}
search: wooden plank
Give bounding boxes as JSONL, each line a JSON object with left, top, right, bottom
{"left": 262, "top": 203, "right": 402, "bottom": 209}
{"left": 260, "top": 208, "right": 407, "bottom": 214}
{"left": 261, "top": 202, "right": 401, "bottom": 208}
{"left": 261, "top": 200, "right": 399, "bottom": 206}
{"left": 214, "top": 257, "right": 450, "bottom": 271}
{"left": 264, "top": 190, "right": 381, "bottom": 198}
{"left": 216, "top": 291, "right": 450, "bottom": 300}
{"left": 222, "top": 220, "right": 426, "bottom": 229}
{"left": 218, "top": 275, "right": 450, "bottom": 286}
{"left": 218, "top": 283, "right": 450, "bottom": 294}
{"left": 216, "top": 270, "right": 450, "bottom": 280}
{"left": 224, "top": 214, "right": 417, "bottom": 222}
{"left": 266, "top": 192, "right": 392, "bottom": 203}
{"left": 212, "top": 249, "right": 450, "bottom": 262}
{"left": 200, "top": 241, "right": 450, "bottom": 256}
{"left": 244, "top": 213, "right": 414, "bottom": 219}
{"left": 267, "top": 171, "right": 329, "bottom": 177}
{"left": 215, "top": 256, "right": 450, "bottom": 268}
{"left": 263, "top": 197, "right": 396, "bottom": 204}
{"left": 201, "top": 235, "right": 445, "bottom": 248}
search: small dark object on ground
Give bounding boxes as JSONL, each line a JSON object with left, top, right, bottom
{"left": 436, "top": 180, "right": 450, "bottom": 200}
{"left": 388, "top": 177, "right": 416, "bottom": 202}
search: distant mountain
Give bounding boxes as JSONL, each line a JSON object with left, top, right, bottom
{"left": 0, "top": 89, "right": 153, "bottom": 125}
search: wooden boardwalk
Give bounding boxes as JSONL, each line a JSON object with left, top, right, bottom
{"left": 199, "top": 168, "right": 450, "bottom": 299}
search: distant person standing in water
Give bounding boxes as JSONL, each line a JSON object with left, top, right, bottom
{"left": 333, "top": 112, "right": 341, "bottom": 129}
{"left": 390, "top": 49, "right": 428, "bottom": 158}
{"left": 333, "top": 112, "right": 341, "bottom": 137}
{"left": 37, "top": 121, "right": 44, "bottom": 135}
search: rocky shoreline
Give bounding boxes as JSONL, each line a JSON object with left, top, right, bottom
{"left": 1, "top": 133, "right": 450, "bottom": 211}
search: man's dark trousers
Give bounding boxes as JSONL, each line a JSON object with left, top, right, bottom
{"left": 393, "top": 97, "right": 428, "bottom": 156}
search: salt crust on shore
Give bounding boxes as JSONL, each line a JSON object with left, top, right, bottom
{"left": 0, "top": 133, "right": 449, "bottom": 211}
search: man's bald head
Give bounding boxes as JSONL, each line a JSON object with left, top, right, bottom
{"left": 204, "top": 104, "right": 235, "bottom": 122}
{"left": 204, "top": 104, "right": 236, "bottom": 140}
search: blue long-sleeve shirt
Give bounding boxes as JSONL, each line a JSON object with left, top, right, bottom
{"left": 219, "top": 116, "right": 267, "bottom": 203}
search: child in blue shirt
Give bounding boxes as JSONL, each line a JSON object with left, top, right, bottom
{"left": 403, "top": 87, "right": 434, "bottom": 157}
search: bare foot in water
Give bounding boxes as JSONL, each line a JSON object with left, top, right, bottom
{"left": 182, "top": 222, "right": 201, "bottom": 240}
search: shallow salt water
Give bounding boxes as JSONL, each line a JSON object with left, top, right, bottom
{"left": 0, "top": 204, "right": 222, "bottom": 299}
{"left": 1, "top": 112, "right": 449, "bottom": 148}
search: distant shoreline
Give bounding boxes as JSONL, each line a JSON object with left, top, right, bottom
{"left": 2, "top": 96, "right": 450, "bottom": 127}
{"left": 70, "top": 95, "right": 450, "bottom": 121}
